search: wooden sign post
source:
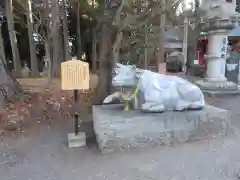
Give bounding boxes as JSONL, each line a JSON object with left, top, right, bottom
{"left": 61, "top": 60, "right": 89, "bottom": 148}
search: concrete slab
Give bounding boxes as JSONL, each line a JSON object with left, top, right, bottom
{"left": 93, "top": 104, "right": 229, "bottom": 154}
{"left": 67, "top": 132, "right": 86, "bottom": 148}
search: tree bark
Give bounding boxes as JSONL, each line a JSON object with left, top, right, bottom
{"left": 91, "top": 28, "right": 97, "bottom": 72}
{"left": 94, "top": 28, "right": 123, "bottom": 104}
{"left": 62, "top": 0, "right": 71, "bottom": 60}
{"left": 157, "top": 0, "right": 165, "bottom": 72}
{"left": 5, "top": 0, "right": 21, "bottom": 77}
{"left": 0, "top": 57, "right": 22, "bottom": 108}
{"left": 0, "top": 33, "right": 22, "bottom": 107}
{"left": 59, "top": 28, "right": 64, "bottom": 62}
{"left": 187, "top": 0, "right": 201, "bottom": 71}
{"left": 112, "top": 31, "right": 123, "bottom": 64}
{"left": 27, "top": 0, "right": 39, "bottom": 77}
{"left": 44, "top": 40, "right": 52, "bottom": 80}
{"left": 76, "top": 2, "right": 82, "bottom": 59}
{"left": 0, "top": 23, "right": 6, "bottom": 64}
{"left": 51, "top": 0, "right": 61, "bottom": 77}
{"left": 144, "top": 30, "right": 148, "bottom": 69}
{"left": 94, "top": 26, "right": 112, "bottom": 104}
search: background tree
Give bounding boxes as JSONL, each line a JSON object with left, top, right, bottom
{"left": 26, "top": 0, "right": 39, "bottom": 76}
{"left": 0, "top": 0, "right": 184, "bottom": 106}
{"left": 0, "top": 12, "right": 6, "bottom": 65}
{"left": 0, "top": 2, "right": 22, "bottom": 107}
{"left": 62, "top": 0, "right": 71, "bottom": 60}
{"left": 185, "top": 0, "right": 204, "bottom": 67}
{"left": 5, "top": 0, "right": 21, "bottom": 76}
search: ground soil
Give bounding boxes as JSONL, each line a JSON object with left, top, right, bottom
{"left": 0, "top": 93, "right": 240, "bottom": 179}
{"left": 2, "top": 77, "right": 240, "bottom": 179}
{"left": 0, "top": 78, "right": 95, "bottom": 138}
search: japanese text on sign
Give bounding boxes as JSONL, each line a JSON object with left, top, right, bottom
{"left": 61, "top": 60, "right": 89, "bottom": 90}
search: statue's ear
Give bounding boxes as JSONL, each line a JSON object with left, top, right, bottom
{"left": 114, "top": 67, "right": 120, "bottom": 74}
{"left": 114, "top": 63, "right": 123, "bottom": 74}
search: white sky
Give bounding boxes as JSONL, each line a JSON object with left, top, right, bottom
{"left": 180, "top": 0, "right": 203, "bottom": 11}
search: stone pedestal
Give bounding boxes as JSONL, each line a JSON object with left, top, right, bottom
{"left": 196, "top": 17, "right": 240, "bottom": 91}
{"left": 93, "top": 104, "right": 229, "bottom": 154}
{"left": 114, "top": 85, "right": 144, "bottom": 110}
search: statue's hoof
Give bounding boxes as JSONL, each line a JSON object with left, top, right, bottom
{"left": 141, "top": 103, "right": 165, "bottom": 113}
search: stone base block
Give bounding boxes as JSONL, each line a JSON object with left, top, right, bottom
{"left": 195, "top": 79, "right": 237, "bottom": 91}
{"left": 93, "top": 104, "right": 229, "bottom": 154}
{"left": 68, "top": 132, "right": 86, "bottom": 148}
{"left": 203, "top": 89, "right": 240, "bottom": 97}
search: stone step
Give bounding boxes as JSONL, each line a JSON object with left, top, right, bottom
{"left": 93, "top": 104, "right": 229, "bottom": 154}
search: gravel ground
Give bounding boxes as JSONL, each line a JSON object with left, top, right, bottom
{"left": 1, "top": 96, "right": 240, "bottom": 180}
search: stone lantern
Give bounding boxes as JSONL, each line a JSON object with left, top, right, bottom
{"left": 195, "top": 0, "right": 240, "bottom": 90}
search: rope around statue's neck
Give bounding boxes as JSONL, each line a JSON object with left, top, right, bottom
{"left": 123, "top": 80, "right": 140, "bottom": 111}
{"left": 123, "top": 72, "right": 143, "bottom": 111}
{"left": 126, "top": 80, "right": 140, "bottom": 101}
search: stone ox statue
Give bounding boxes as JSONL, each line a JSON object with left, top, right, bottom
{"left": 103, "top": 63, "right": 205, "bottom": 113}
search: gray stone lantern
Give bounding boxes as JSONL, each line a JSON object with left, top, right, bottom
{"left": 195, "top": 0, "right": 240, "bottom": 91}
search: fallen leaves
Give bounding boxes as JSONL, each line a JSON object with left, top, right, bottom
{"left": 0, "top": 78, "right": 95, "bottom": 133}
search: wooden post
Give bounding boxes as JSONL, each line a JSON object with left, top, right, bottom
{"left": 61, "top": 60, "right": 89, "bottom": 147}
{"left": 73, "top": 89, "right": 79, "bottom": 135}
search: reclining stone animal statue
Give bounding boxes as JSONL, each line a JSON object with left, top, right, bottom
{"left": 103, "top": 63, "right": 205, "bottom": 113}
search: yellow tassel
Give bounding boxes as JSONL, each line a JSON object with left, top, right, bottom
{"left": 124, "top": 101, "right": 130, "bottom": 111}
{"left": 123, "top": 80, "right": 140, "bottom": 111}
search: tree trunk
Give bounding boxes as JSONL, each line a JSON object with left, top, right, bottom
{"left": 144, "top": 30, "right": 148, "bottom": 69}
{"left": 27, "top": 0, "right": 39, "bottom": 77}
{"left": 186, "top": 0, "right": 201, "bottom": 72}
{"left": 112, "top": 31, "right": 123, "bottom": 64}
{"left": 94, "top": 26, "right": 112, "bottom": 104}
{"left": 0, "top": 23, "right": 6, "bottom": 64}
{"left": 59, "top": 28, "right": 64, "bottom": 62}
{"left": 0, "top": 30, "right": 22, "bottom": 108}
{"left": 94, "top": 27, "right": 123, "bottom": 104}
{"left": 91, "top": 28, "right": 97, "bottom": 73}
{"left": 5, "top": 0, "right": 21, "bottom": 77}
{"left": 91, "top": 0, "right": 97, "bottom": 72}
{"left": 157, "top": 0, "right": 166, "bottom": 71}
{"left": 62, "top": 0, "right": 71, "bottom": 60}
{"left": 76, "top": 2, "right": 82, "bottom": 59}
{"left": 44, "top": 40, "right": 52, "bottom": 80}
{"left": 51, "top": 0, "right": 61, "bottom": 77}
{"left": 0, "top": 57, "right": 22, "bottom": 108}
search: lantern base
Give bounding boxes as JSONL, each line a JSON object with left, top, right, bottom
{"left": 195, "top": 79, "right": 237, "bottom": 91}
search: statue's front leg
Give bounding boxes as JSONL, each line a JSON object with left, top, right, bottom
{"left": 175, "top": 100, "right": 190, "bottom": 111}
{"left": 188, "top": 101, "right": 205, "bottom": 110}
{"left": 103, "top": 92, "right": 121, "bottom": 104}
